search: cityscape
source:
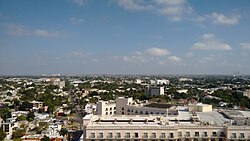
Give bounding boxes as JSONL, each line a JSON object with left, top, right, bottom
{"left": 1, "top": 0, "right": 250, "bottom": 141}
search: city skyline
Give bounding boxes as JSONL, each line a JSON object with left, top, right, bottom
{"left": 1, "top": 0, "right": 250, "bottom": 75}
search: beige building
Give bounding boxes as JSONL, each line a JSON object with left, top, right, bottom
{"left": 96, "top": 100, "right": 116, "bottom": 116}
{"left": 96, "top": 97, "right": 178, "bottom": 116}
{"left": 243, "top": 89, "right": 250, "bottom": 98}
{"left": 188, "top": 103, "right": 212, "bottom": 112}
{"left": 83, "top": 112, "right": 250, "bottom": 141}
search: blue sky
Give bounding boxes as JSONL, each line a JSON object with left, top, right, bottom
{"left": 0, "top": 0, "right": 250, "bottom": 75}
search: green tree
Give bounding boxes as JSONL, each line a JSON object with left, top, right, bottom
{"left": 41, "top": 135, "right": 50, "bottom": 141}
{"left": 59, "top": 128, "right": 68, "bottom": 137}
{"left": 0, "top": 129, "right": 6, "bottom": 141}
{"left": 12, "top": 129, "right": 25, "bottom": 139}
{"left": 27, "top": 112, "right": 35, "bottom": 121}
{"left": 0, "top": 107, "right": 11, "bottom": 121}
{"left": 16, "top": 115, "right": 27, "bottom": 121}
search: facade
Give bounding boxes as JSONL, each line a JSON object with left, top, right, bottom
{"left": 82, "top": 113, "right": 250, "bottom": 141}
{"left": 188, "top": 103, "right": 213, "bottom": 112}
{"left": 145, "top": 86, "right": 165, "bottom": 96}
{"left": 243, "top": 89, "right": 250, "bottom": 98}
{"left": 96, "top": 97, "right": 179, "bottom": 116}
{"left": 96, "top": 100, "right": 116, "bottom": 116}
{"left": 150, "top": 79, "right": 170, "bottom": 85}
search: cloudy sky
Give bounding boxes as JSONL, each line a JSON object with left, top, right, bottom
{"left": 0, "top": 0, "right": 250, "bottom": 75}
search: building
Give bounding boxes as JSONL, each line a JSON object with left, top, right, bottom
{"left": 150, "top": 79, "right": 170, "bottom": 85}
{"left": 145, "top": 85, "right": 164, "bottom": 96}
{"left": 96, "top": 97, "right": 178, "bottom": 116}
{"left": 243, "top": 89, "right": 250, "bottom": 98}
{"left": 82, "top": 111, "right": 250, "bottom": 141}
{"left": 188, "top": 103, "right": 212, "bottom": 112}
{"left": 96, "top": 100, "right": 116, "bottom": 116}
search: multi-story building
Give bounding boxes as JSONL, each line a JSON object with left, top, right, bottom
{"left": 96, "top": 100, "right": 116, "bottom": 116}
{"left": 145, "top": 86, "right": 165, "bottom": 96}
{"left": 82, "top": 111, "right": 250, "bottom": 141}
{"left": 96, "top": 97, "right": 178, "bottom": 116}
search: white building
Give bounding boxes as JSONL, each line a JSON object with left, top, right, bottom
{"left": 96, "top": 97, "right": 178, "bottom": 116}
{"left": 82, "top": 112, "right": 250, "bottom": 141}
{"left": 151, "top": 79, "right": 170, "bottom": 85}
{"left": 145, "top": 85, "right": 164, "bottom": 96}
{"left": 96, "top": 100, "right": 116, "bottom": 116}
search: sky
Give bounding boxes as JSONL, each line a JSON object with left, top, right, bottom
{"left": 0, "top": 0, "right": 250, "bottom": 75}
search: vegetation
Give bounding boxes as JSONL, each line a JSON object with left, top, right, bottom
{"left": 0, "top": 129, "right": 6, "bottom": 141}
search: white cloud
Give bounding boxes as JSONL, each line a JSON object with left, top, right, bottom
{"left": 5, "top": 23, "right": 60, "bottom": 37}
{"left": 168, "top": 56, "right": 182, "bottom": 63}
{"left": 72, "top": 0, "right": 87, "bottom": 6}
{"left": 117, "top": 0, "right": 153, "bottom": 11}
{"left": 70, "top": 17, "right": 84, "bottom": 25}
{"left": 33, "top": 29, "right": 59, "bottom": 37}
{"left": 185, "top": 51, "right": 193, "bottom": 58}
{"left": 199, "top": 57, "right": 216, "bottom": 63}
{"left": 146, "top": 47, "right": 170, "bottom": 56}
{"left": 116, "top": 0, "right": 191, "bottom": 21}
{"left": 192, "top": 34, "right": 232, "bottom": 51}
{"left": 240, "top": 43, "right": 250, "bottom": 50}
{"left": 210, "top": 12, "right": 240, "bottom": 25}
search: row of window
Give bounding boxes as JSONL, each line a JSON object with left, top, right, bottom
{"left": 89, "top": 131, "right": 237, "bottom": 139}
{"left": 105, "top": 107, "right": 116, "bottom": 111}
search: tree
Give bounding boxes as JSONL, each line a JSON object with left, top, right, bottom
{"left": 27, "top": 112, "right": 35, "bottom": 121}
{"left": 0, "top": 107, "right": 11, "bottom": 121}
{"left": 41, "top": 135, "right": 50, "bottom": 141}
{"left": 16, "top": 115, "right": 27, "bottom": 121}
{"left": 0, "top": 129, "right": 6, "bottom": 141}
{"left": 59, "top": 128, "right": 68, "bottom": 137}
{"left": 12, "top": 129, "right": 25, "bottom": 139}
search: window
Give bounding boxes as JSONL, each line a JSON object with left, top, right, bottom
{"left": 152, "top": 133, "right": 156, "bottom": 138}
{"left": 110, "top": 107, "right": 112, "bottom": 110}
{"left": 195, "top": 132, "right": 199, "bottom": 137}
{"left": 150, "top": 112, "right": 154, "bottom": 115}
{"left": 116, "top": 133, "right": 121, "bottom": 138}
{"left": 140, "top": 111, "right": 143, "bottom": 114}
{"left": 99, "top": 133, "right": 103, "bottom": 138}
{"left": 108, "top": 133, "right": 113, "bottom": 138}
{"left": 127, "top": 109, "right": 130, "bottom": 112}
{"left": 122, "top": 111, "right": 124, "bottom": 115}
{"left": 145, "top": 111, "right": 149, "bottom": 115}
{"left": 178, "top": 132, "right": 182, "bottom": 137}
{"left": 143, "top": 133, "right": 148, "bottom": 138}
{"left": 122, "top": 107, "right": 124, "bottom": 110}
{"left": 110, "top": 111, "right": 112, "bottom": 114}
{"left": 135, "top": 110, "right": 138, "bottom": 114}
{"left": 161, "top": 133, "right": 166, "bottom": 138}
{"left": 202, "top": 132, "right": 207, "bottom": 137}
{"left": 106, "top": 108, "right": 108, "bottom": 111}
{"left": 240, "top": 133, "right": 244, "bottom": 138}
{"left": 135, "top": 132, "right": 139, "bottom": 138}
{"left": 169, "top": 133, "right": 174, "bottom": 138}
{"left": 212, "top": 132, "right": 217, "bottom": 137}
{"left": 186, "top": 132, "right": 190, "bottom": 137}
{"left": 220, "top": 132, "right": 225, "bottom": 137}
{"left": 125, "top": 133, "right": 130, "bottom": 138}
{"left": 114, "top": 107, "right": 116, "bottom": 110}
{"left": 90, "top": 133, "right": 95, "bottom": 138}
{"left": 106, "top": 112, "right": 108, "bottom": 115}
{"left": 232, "top": 133, "right": 236, "bottom": 138}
